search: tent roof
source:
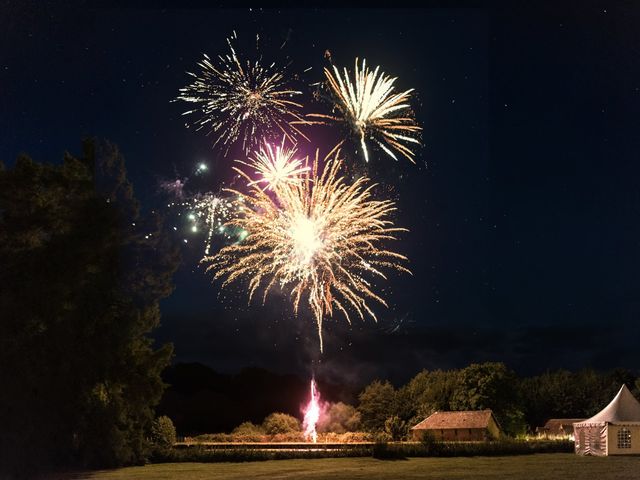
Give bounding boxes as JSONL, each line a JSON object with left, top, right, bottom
{"left": 574, "top": 385, "right": 640, "bottom": 426}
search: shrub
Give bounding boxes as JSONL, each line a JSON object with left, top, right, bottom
{"left": 420, "top": 431, "right": 437, "bottom": 453}
{"left": 373, "top": 431, "right": 392, "bottom": 443}
{"left": 340, "top": 431, "right": 373, "bottom": 443}
{"left": 232, "top": 421, "right": 265, "bottom": 436}
{"left": 231, "top": 433, "right": 265, "bottom": 443}
{"left": 270, "top": 432, "right": 305, "bottom": 442}
{"left": 262, "top": 413, "right": 301, "bottom": 435}
{"left": 150, "top": 416, "right": 177, "bottom": 449}
{"left": 372, "top": 438, "right": 406, "bottom": 460}
{"left": 384, "top": 415, "right": 407, "bottom": 441}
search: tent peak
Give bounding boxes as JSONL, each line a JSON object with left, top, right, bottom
{"left": 576, "top": 383, "right": 640, "bottom": 425}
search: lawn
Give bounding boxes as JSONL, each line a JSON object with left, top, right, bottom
{"left": 86, "top": 454, "right": 640, "bottom": 480}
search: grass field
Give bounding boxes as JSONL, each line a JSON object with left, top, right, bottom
{"left": 85, "top": 454, "right": 640, "bottom": 480}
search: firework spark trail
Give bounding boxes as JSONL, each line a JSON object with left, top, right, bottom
{"left": 308, "top": 58, "right": 421, "bottom": 163}
{"left": 191, "top": 194, "right": 231, "bottom": 255}
{"left": 303, "top": 378, "right": 321, "bottom": 443}
{"left": 235, "top": 139, "right": 310, "bottom": 192}
{"left": 203, "top": 145, "right": 410, "bottom": 352}
{"left": 169, "top": 193, "right": 242, "bottom": 255}
{"left": 176, "top": 32, "right": 308, "bottom": 155}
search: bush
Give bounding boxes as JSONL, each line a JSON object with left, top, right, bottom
{"left": 420, "top": 431, "right": 437, "bottom": 453}
{"left": 384, "top": 415, "right": 407, "bottom": 441}
{"left": 270, "top": 432, "right": 305, "bottom": 442}
{"left": 340, "top": 431, "right": 373, "bottom": 443}
{"left": 232, "top": 421, "right": 265, "bottom": 436}
{"left": 231, "top": 434, "right": 265, "bottom": 443}
{"left": 262, "top": 413, "right": 301, "bottom": 435}
{"left": 150, "top": 416, "right": 177, "bottom": 449}
{"left": 372, "top": 437, "right": 406, "bottom": 460}
{"left": 373, "top": 431, "right": 392, "bottom": 443}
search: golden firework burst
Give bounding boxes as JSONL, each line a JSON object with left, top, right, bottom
{"left": 176, "top": 32, "right": 308, "bottom": 154}
{"left": 204, "top": 145, "right": 410, "bottom": 351}
{"left": 309, "top": 58, "right": 421, "bottom": 163}
{"left": 236, "top": 139, "right": 310, "bottom": 192}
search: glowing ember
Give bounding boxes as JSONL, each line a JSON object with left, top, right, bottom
{"left": 303, "top": 379, "right": 321, "bottom": 443}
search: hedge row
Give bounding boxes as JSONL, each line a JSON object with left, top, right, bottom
{"left": 373, "top": 440, "right": 574, "bottom": 459}
{"left": 151, "top": 440, "right": 573, "bottom": 463}
{"left": 151, "top": 446, "right": 371, "bottom": 463}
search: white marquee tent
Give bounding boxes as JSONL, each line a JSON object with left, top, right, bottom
{"left": 573, "top": 384, "right": 640, "bottom": 456}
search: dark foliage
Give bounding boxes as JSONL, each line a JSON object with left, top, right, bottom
{"left": 0, "top": 140, "right": 179, "bottom": 476}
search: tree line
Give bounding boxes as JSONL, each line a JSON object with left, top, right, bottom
{"left": 161, "top": 361, "right": 640, "bottom": 442}
{"left": 357, "top": 363, "right": 640, "bottom": 438}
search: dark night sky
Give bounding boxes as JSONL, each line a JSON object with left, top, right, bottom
{"left": 2, "top": 1, "right": 640, "bottom": 387}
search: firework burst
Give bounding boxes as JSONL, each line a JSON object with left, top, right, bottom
{"left": 176, "top": 32, "right": 308, "bottom": 154}
{"left": 203, "top": 145, "right": 410, "bottom": 352}
{"left": 309, "top": 58, "right": 421, "bottom": 163}
{"left": 235, "top": 139, "right": 310, "bottom": 191}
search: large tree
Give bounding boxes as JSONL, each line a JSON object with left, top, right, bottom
{"left": 450, "top": 362, "right": 526, "bottom": 436}
{"left": 0, "top": 140, "right": 179, "bottom": 475}
{"left": 396, "top": 369, "right": 460, "bottom": 426}
{"left": 357, "top": 380, "right": 397, "bottom": 432}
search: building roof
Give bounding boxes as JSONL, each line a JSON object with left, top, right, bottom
{"left": 574, "top": 385, "right": 640, "bottom": 426}
{"left": 411, "top": 410, "right": 496, "bottom": 431}
{"left": 537, "top": 419, "right": 585, "bottom": 435}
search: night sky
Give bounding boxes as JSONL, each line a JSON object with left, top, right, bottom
{"left": 3, "top": 2, "right": 640, "bottom": 387}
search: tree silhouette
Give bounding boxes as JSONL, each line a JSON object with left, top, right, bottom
{"left": 0, "top": 139, "right": 179, "bottom": 475}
